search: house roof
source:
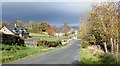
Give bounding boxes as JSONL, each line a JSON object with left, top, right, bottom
{"left": 5, "top": 25, "right": 29, "bottom": 34}
{"left": 6, "top": 25, "right": 26, "bottom": 30}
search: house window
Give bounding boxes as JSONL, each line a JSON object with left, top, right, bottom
{"left": 16, "top": 30, "right": 18, "bottom": 33}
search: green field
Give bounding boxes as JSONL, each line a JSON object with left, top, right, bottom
{"left": 29, "top": 33, "right": 72, "bottom": 41}
{"left": 1, "top": 44, "right": 65, "bottom": 63}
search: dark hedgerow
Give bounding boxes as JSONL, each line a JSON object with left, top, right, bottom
{"left": 36, "top": 40, "right": 62, "bottom": 47}
{"left": 1, "top": 33, "right": 25, "bottom": 46}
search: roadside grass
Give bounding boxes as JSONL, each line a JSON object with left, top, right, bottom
{"left": 1, "top": 33, "right": 72, "bottom": 63}
{"left": 1, "top": 44, "right": 66, "bottom": 64}
{"left": 80, "top": 46, "right": 117, "bottom": 64}
{"left": 80, "top": 47, "right": 101, "bottom": 64}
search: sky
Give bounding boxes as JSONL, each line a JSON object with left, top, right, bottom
{"left": 1, "top": 0, "right": 120, "bottom": 27}
{"left": 2, "top": 0, "right": 119, "bottom": 2}
{"left": 2, "top": 0, "right": 119, "bottom": 27}
{"left": 2, "top": 2, "right": 92, "bottom": 27}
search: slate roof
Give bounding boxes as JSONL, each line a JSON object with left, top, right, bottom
{"left": 5, "top": 25, "right": 29, "bottom": 35}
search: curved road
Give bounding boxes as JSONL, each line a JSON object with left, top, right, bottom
{"left": 8, "top": 40, "right": 80, "bottom": 64}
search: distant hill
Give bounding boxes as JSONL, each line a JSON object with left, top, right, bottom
{"left": 70, "top": 26, "right": 79, "bottom": 30}
{"left": 58, "top": 25, "right": 79, "bottom": 30}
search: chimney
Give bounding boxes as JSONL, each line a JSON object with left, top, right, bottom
{"left": 15, "top": 24, "right": 17, "bottom": 27}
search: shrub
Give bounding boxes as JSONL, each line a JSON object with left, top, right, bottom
{"left": 99, "top": 54, "right": 116, "bottom": 64}
{"left": 37, "top": 40, "right": 62, "bottom": 47}
{"left": 1, "top": 33, "right": 25, "bottom": 46}
{"left": 81, "top": 41, "right": 89, "bottom": 48}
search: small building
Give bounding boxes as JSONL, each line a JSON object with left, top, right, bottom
{"left": 0, "top": 25, "right": 29, "bottom": 39}
{"left": 54, "top": 28, "right": 64, "bottom": 36}
{"left": 68, "top": 28, "right": 78, "bottom": 35}
{"left": 25, "top": 38, "right": 40, "bottom": 48}
{"left": 54, "top": 32, "right": 64, "bottom": 36}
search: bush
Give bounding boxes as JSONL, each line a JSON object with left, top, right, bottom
{"left": 37, "top": 40, "right": 62, "bottom": 47}
{"left": 81, "top": 41, "right": 89, "bottom": 48}
{"left": 1, "top": 33, "right": 25, "bottom": 46}
{"left": 99, "top": 54, "right": 116, "bottom": 64}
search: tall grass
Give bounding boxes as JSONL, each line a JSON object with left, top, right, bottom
{"left": 80, "top": 47, "right": 117, "bottom": 64}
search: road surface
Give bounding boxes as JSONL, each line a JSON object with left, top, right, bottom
{"left": 8, "top": 40, "right": 80, "bottom": 64}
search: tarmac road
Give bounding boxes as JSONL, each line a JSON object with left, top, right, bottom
{"left": 8, "top": 40, "right": 80, "bottom": 64}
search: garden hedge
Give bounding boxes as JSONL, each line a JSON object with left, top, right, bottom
{"left": 0, "top": 33, "right": 25, "bottom": 46}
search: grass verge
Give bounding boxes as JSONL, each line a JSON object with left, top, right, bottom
{"left": 2, "top": 44, "right": 66, "bottom": 64}
{"left": 80, "top": 46, "right": 117, "bottom": 64}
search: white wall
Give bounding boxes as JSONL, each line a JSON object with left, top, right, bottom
{"left": 0, "top": 27, "right": 14, "bottom": 35}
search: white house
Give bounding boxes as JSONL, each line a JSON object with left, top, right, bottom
{"left": 54, "top": 32, "right": 64, "bottom": 36}
{"left": 0, "top": 25, "right": 29, "bottom": 39}
{"left": 68, "top": 28, "right": 78, "bottom": 35}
